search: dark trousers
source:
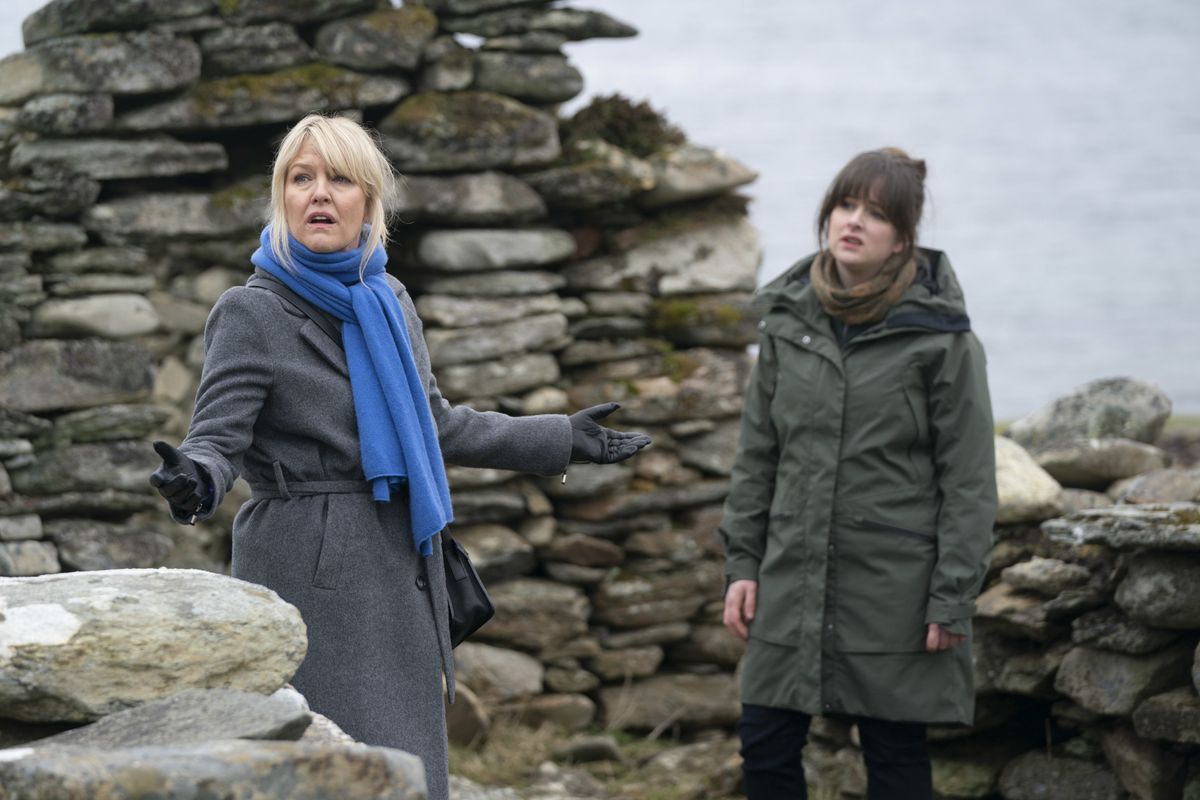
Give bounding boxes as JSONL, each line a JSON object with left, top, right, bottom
{"left": 737, "top": 704, "right": 932, "bottom": 800}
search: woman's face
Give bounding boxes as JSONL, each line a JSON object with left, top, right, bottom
{"left": 828, "top": 194, "right": 905, "bottom": 278}
{"left": 284, "top": 141, "right": 367, "bottom": 253}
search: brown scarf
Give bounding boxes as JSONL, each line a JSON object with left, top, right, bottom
{"left": 809, "top": 249, "right": 917, "bottom": 325}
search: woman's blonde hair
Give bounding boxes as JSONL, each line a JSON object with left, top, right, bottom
{"left": 267, "top": 114, "right": 399, "bottom": 273}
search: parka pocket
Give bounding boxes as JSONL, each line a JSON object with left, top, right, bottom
{"left": 832, "top": 515, "right": 936, "bottom": 653}
{"left": 311, "top": 496, "right": 346, "bottom": 590}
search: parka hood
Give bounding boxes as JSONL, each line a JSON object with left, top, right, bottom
{"left": 756, "top": 247, "right": 971, "bottom": 334}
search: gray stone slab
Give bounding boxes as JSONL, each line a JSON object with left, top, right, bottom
{"left": 11, "top": 138, "right": 227, "bottom": 180}
{"left": 315, "top": 6, "right": 437, "bottom": 71}
{"left": 1042, "top": 502, "right": 1200, "bottom": 550}
{"left": 0, "top": 339, "right": 153, "bottom": 413}
{"left": 199, "top": 23, "right": 315, "bottom": 77}
{"left": 21, "top": 0, "right": 215, "bottom": 46}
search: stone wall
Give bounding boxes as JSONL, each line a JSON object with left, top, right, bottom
{"left": 2, "top": 2, "right": 1200, "bottom": 799}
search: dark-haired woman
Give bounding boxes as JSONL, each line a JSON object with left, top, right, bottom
{"left": 720, "top": 148, "right": 996, "bottom": 799}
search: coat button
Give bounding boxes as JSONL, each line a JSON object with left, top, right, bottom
{"left": 416, "top": 575, "right": 428, "bottom": 591}
{"left": 801, "top": 335, "right": 811, "bottom": 345}
{"left": 757, "top": 320, "right": 766, "bottom": 330}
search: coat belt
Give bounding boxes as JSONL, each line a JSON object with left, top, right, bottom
{"left": 249, "top": 465, "right": 374, "bottom": 500}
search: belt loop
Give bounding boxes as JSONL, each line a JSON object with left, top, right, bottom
{"left": 272, "top": 461, "right": 292, "bottom": 500}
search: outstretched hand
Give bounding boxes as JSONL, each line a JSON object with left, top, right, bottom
{"left": 149, "top": 440, "right": 206, "bottom": 518}
{"left": 568, "top": 403, "right": 652, "bottom": 465}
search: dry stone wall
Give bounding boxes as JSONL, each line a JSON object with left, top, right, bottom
{"left": 2, "top": 2, "right": 1200, "bottom": 799}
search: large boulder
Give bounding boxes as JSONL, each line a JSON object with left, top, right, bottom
{"left": 1042, "top": 503, "right": 1200, "bottom": 551}
{"left": 1007, "top": 377, "right": 1172, "bottom": 449}
{"left": 1033, "top": 437, "right": 1170, "bottom": 490}
{"left": 1053, "top": 644, "right": 1193, "bottom": 716}
{"left": 639, "top": 144, "right": 758, "bottom": 208}
{"left": 591, "top": 562, "right": 722, "bottom": 629}
{"left": 424, "top": 312, "right": 567, "bottom": 367}
{"left": 599, "top": 672, "right": 738, "bottom": 731}
{"left": 1114, "top": 552, "right": 1200, "bottom": 628}
{"left": 473, "top": 51, "right": 583, "bottom": 104}
{"left": 453, "top": 641, "right": 544, "bottom": 703}
{"left": 83, "top": 186, "right": 264, "bottom": 243}
{"left": 997, "top": 751, "right": 1125, "bottom": 800}
{"left": 416, "top": 228, "right": 575, "bottom": 271}
{"left": 0, "top": 741, "right": 425, "bottom": 800}
{"left": 29, "top": 293, "right": 160, "bottom": 338}
{"left": 1099, "top": 724, "right": 1186, "bottom": 800}
{"left": 0, "top": 31, "right": 200, "bottom": 105}
{"left": 1132, "top": 688, "right": 1200, "bottom": 745}
{"left": 474, "top": 578, "right": 589, "bottom": 651}
{"left": 314, "top": 7, "right": 437, "bottom": 71}
{"left": 198, "top": 23, "right": 316, "bottom": 77}
{"left": 0, "top": 569, "right": 307, "bottom": 722}
{"left": 398, "top": 171, "right": 546, "bottom": 225}
{"left": 9, "top": 441, "right": 159, "bottom": 495}
{"left": 994, "top": 436, "right": 1063, "bottom": 523}
{"left": 21, "top": 0, "right": 214, "bottom": 46}
{"left": 11, "top": 138, "right": 227, "bottom": 180}
{"left": 0, "top": 339, "right": 153, "bottom": 413}
{"left": 441, "top": 6, "right": 637, "bottom": 40}
{"left": 379, "top": 91, "right": 560, "bottom": 172}
{"left": 16, "top": 92, "right": 113, "bottom": 134}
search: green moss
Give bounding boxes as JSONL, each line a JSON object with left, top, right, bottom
{"left": 651, "top": 298, "right": 747, "bottom": 337}
{"left": 362, "top": 6, "right": 437, "bottom": 37}
{"left": 1168, "top": 508, "right": 1200, "bottom": 526}
{"left": 216, "top": 0, "right": 241, "bottom": 15}
{"left": 210, "top": 181, "right": 262, "bottom": 212}
{"left": 660, "top": 351, "right": 699, "bottom": 383}
{"left": 192, "top": 64, "right": 365, "bottom": 116}
{"left": 561, "top": 93, "right": 685, "bottom": 158}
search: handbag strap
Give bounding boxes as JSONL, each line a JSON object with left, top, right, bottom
{"left": 248, "top": 269, "right": 343, "bottom": 349}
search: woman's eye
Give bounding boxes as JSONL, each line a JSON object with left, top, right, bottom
{"left": 839, "top": 199, "right": 856, "bottom": 211}
{"left": 870, "top": 209, "right": 888, "bottom": 221}
{"left": 292, "top": 174, "right": 310, "bottom": 184}
{"left": 333, "top": 175, "right": 352, "bottom": 184}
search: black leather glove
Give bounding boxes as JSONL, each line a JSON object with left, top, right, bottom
{"left": 569, "top": 403, "right": 652, "bottom": 464}
{"left": 149, "top": 441, "right": 208, "bottom": 521}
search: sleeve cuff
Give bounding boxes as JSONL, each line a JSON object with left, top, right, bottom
{"left": 925, "top": 599, "right": 975, "bottom": 625}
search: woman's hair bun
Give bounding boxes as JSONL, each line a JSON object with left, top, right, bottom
{"left": 880, "top": 146, "right": 927, "bottom": 182}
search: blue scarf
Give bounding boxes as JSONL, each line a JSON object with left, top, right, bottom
{"left": 251, "top": 226, "right": 452, "bottom": 557}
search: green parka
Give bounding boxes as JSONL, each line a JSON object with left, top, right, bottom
{"left": 720, "top": 248, "right": 997, "bottom": 725}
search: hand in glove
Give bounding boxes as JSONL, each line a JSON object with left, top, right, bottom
{"left": 149, "top": 441, "right": 208, "bottom": 521}
{"left": 569, "top": 403, "right": 652, "bottom": 464}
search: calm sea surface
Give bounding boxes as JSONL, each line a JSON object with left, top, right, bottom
{"left": 570, "top": 0, "right": 1200, "bottom": 419}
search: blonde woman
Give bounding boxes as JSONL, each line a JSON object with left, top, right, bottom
{"left": 149, "top": 114, "right": 649, "bottom": 800}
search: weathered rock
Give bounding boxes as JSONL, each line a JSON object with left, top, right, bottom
{"left": 675, "top": 419, "right": 741, "bottom": 477}
{"left": 0, "top": 740, "right": 425, "bottom": 799}
{"left": 147, "top": 290, "right": 211, "bottom": 334}
{"left": 648, "top": 292, "right": 759, "bottom": 348}
{"left": 417, "top": 228, "right": 575, "bottom": 271}
{"left": 442, "top": 6, "right": 636, "bottom": 40}
{"left": 0, "top": 31, "right": 200, "bottom": 105}
{"left": 1114, "top": 552, "right": 1200, "bottom": 628}
{"left": 502, "top": 693, "right": 595, "bottom": 731}
{"left": 451, "top": 487, "right": 528, "bottom": 525}
{"left": 198, "top": 22, "right": 315, "bottom": 76}
{"left": 0, "top": 540, "right": 61, "bottom": 576}
{"left": 974, "top": 582, "right": 1064, "bottom": 640}
{"left": 416, "top": 269, "right": 566, "bottom": 298}
{"left": 218, "top": 0, "right": 378, "bottom": 25}
{"left": 540, "top": 533, "right": 624, "bottom": 568}
{"left": 451, "top": 524, "right": 535, "bottom": 583}
{"left": 1111, "top": 466, "right": 1200, "bottom": 504}
{"left": 0, "top": 221, "right": 87, "bottom": 252}
{"left": 83, "top": 185, "right": 263, "bottom": 243}
{"left": 587, "top": 643, "right": 666, "bottom": 682}
{"left": 0, "top": 488, "right": 157, "bottom": 518}
{"left": 1071, "top": 608, "right": 1180, "bottom": 655}
{"left": 599, "top": 672, "right": 738, "bottom": 731}
{"left": 559, "top": 338, "right": 660, "bottom": 367}
{"left": 47, "top": 273, "right": 156, "bottom": 297}
{"left": 1054, "top": 644, "right": 1193, "bottom": 716}
{"left": 1001, "top": 557, "right": 1091, "bottom": 597}
{"left": 1035, "top": 436, "right": 1171, "bottom": 489}
{"left": 454, "top": 641, "right": 544, "bottom": 702}
{"left": 994, "top": 436, "right": 1064, "bottom": 524}
{"left": 379, "top": 91, "right": 559, "bottom": 172}
{"left": 400, "top": 171, "right": 545, "bottom": 225}
{"left": 21, "top": 0, "right": 214, "bottom": 46}
{"left": 29, "top": 293, "right": 160, "bottom": 338}
{"left": 45, "top": 245, "right": 149, "bottom": 274}
{"left": 1008, "top": 377, "right": 1172, "bottom": 449}
{"left": 997, "top": 751, "right": 1124, "bottom": 800}
{"left": 34, "top": 687, "right": 311, "bottom": 748}
{"left": 474, "top": 51, "right": 582, "bottom": 103}
{"left": 666, "top": 623, "right": 746, "bottom": 668}
{"left": 12, "top": 137, "right": 227, "bottom": 180}
{"left": 0, "top": 172, "right": 101, "bottom": 221}
{"left": 591, "top": 562, "right": 722, "bottom": 629}
{"left": 1132, "top": 688, "right": 1200, "bottom": 744}
{"left": 414, "top": 0, "right": 555, "bottom": 16}
{"left": 417, "top": 35, "right": 474, "bottom": 92}
{"left": 0, "top": 515, "right": 42, "bottom": 541}
{"left": 475, "top": 578, "right": 589, "bottom": 650}
{"left": 551, "top": 733, "right": 622, "bottom": 764}
{"left": 973, "top": 628, "right": 1069, "bottom": 697}
{"left": 445, "top": 681, "right": 490, "bottom": 747}
{"left": 560, "top": 479, "right": 730, "bottom": 522}
{"left": 0, "top": 339, "right": 153, "bottom": 412}
{"left": 0, "top": 569, "right": 306, "bottom": 722}
{"left": 434, "top": 352, "right": 559, "bottom": 400}
{"left": 639, "top": 144, "right": 758, "bottom": 208}
{"left": 425, "top": 312, "right": 567, "bottom": 367}
{"left": 1043, "top": 503, "right": 1200, "bottom": 551}
{"left": 44, "top": 519, "right": 172, "bottom": 570}
{"left": 315, "top": 6, "right": 437, "bottom": 71}
{"left": 114, "top": 65, "right": 409, "bottom": 131}
{"left": 416, "top": 293, "right": 559, "bottom": 329}
{"left": 1058, "top": 487, "right": 1114, "bottom": 512}
{"left": 1100, "top": 724, "right": 1186, "bottom": 800}
{"left": 563, "top": 216, "right": 760, "bottom": 295}
{"left": 544, "top": 663, "right": 600, "bottom": 694}
{"left": 523, "top": 138, "right": 655, "bottom": 209}
{"left": 10, "top": 441, "right": 158, "bottom": 496}
{"left": 930, "top": 738, "right": 1023, "bottom": 799}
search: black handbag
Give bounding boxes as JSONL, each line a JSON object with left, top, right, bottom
{"left": 441, "top": 532, "right": 494, "bottom": 648}
{"left": 249, "top": 273, "right": 495, "bottom": 647}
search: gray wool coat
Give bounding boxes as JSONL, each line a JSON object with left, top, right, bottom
{"left": 178, "top": 273, "right": 573, "bottom": 800}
